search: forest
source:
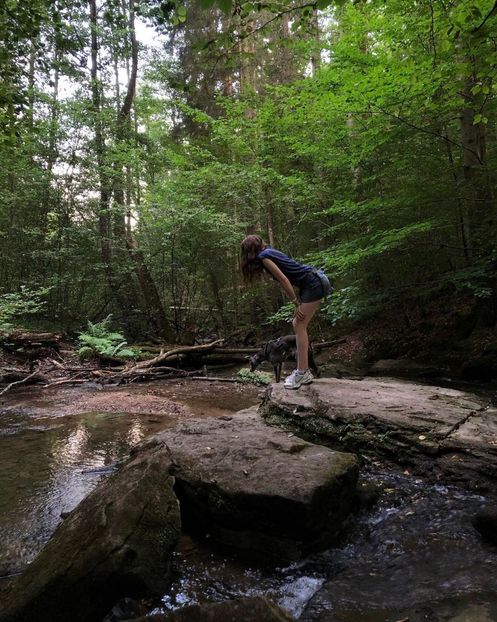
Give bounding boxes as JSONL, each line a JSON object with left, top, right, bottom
{"left": 1, "top": 3, "right": 497, "bottom": 621}
{"left": 1, "top": 0, "right": 496, "bottom": 360}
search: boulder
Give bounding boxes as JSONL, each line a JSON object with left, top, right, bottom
{"left": 128, "top": 596, "right": 296, "bottom": 621}
{"left": 260, "top": 378, "right": 497, "bottom": 485}
{"left": 0, "top": 445, "right": 180, "bottom": 622}
{"left": 150, "top": 408, "right": 359, "bottom": 561}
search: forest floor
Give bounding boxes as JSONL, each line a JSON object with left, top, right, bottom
{"left": 1, "top": 290, "right": 496, "bottom": 395}
{"left": 322, "top": 290, "right": 497, "bottom": 383}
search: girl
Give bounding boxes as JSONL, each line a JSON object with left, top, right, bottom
{"left": 240, "top": 235, "right": 332, "bottom": 389}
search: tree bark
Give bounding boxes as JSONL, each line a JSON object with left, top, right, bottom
{"left": 109, "top": 0, "right": 172, "bottom": 341}
{"left": 457, "top": 37, "right": 495, "bottom": 256}
{"left": 89, "top": 0, "right": 114, "bottom": 293}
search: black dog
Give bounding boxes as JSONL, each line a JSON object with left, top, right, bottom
{"left": 249, "top": 335, "right": 319, "bottom": 383}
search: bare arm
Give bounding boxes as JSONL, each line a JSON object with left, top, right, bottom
{"left": 261, "top": 258, "right": 299, "bottom": 304}
{"left": 261, "top": 258, "right": 306, "bottom": 322}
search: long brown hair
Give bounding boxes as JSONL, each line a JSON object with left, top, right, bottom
{"left": 240, "top": 235, "right": 265, "bottom": 284}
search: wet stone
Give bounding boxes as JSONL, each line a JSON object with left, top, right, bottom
{"left": 0, "top": 445, "right": 181, "bottom": 622}
{"left": 128, "top": 596, "right": 297, "bottom": 621}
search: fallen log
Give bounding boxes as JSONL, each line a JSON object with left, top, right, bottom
{"left": 120, "top": 365, "right": 184, "bottom": 378}
{"left": 0, "top": 330, "right": 62, "bottom": 350}
{"left": 113, "top": 338, "right": 347, "bottom": 376}
{"left": 128, "top": 339, "right": 225, "bottom": 372}
{"left": 313, "top": 338, "right": 347, "bottom": 351}
{"left": 186, "top": 376, "right": 241, "bottom": 383}
{"left": 117, "top": 339, "right": 345, "bottom": 372}
{"left": 208, "top": 347, "right": 259, "bottom": 354}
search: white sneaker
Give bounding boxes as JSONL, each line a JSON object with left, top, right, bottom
{"left": 284, "top": 369, "right": 314, "bottom": 390}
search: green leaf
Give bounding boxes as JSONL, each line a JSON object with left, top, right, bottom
{"left": 216, "top": 0, "right": 232, "bottom": 14}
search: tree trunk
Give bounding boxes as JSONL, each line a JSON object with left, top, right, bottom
{"left": 457, "top": 35, "right": 495, "bottom": 256}
{"left": 126, "top": 235, "right": 173, "bottom": 340}
{"left": 309, "top": 8, "right": 321, "bottom": 77}
{"left": 110, "top": 0, "right": 172, "bottom": 341}
{"left": 89, "top": 0, "right": 114, "bottom": 292}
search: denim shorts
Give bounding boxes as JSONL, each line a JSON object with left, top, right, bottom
{"left": 300, "top": 269, "right": 333, "bottom": 303}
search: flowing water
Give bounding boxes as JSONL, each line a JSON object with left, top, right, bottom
{"left": 1, "top": 379, "right": 496, "bottom": 621}
{"left": 157, "top": 469, "right": 497, "bottom": 621}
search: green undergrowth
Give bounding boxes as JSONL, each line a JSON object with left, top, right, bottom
{"left": 236, "top": 368, "right": 273, "bottom": 385}
{"left": 77, "top": 315, "right": 140, "bottom": 360}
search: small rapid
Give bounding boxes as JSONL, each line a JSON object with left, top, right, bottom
{"left": 157, "top": 468, "right": 497, "bottom": 621}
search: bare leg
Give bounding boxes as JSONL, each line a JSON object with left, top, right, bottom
{"left": 292, "top": 300, "right": 321, "bottom": 371}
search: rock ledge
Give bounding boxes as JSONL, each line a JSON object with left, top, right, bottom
{"left": 261, "top": 377, "right": 497, "bottom": 485}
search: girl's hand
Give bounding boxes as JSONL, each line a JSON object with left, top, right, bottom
{"left": 294, "top": 305, "right": 306, "bottom": 321}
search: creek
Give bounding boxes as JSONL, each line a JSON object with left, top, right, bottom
{"left": 1, "top": 378, "right": 496, "bottom": 621}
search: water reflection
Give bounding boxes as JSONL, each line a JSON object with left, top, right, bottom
{"left": 126, "top": 420, "right": 145, "bottom": 446}
{"left": 0, "top": 410, "right": 175, "bottom": 575}
{"left": 54, "top": 424, "right": 90, "bottom": 466}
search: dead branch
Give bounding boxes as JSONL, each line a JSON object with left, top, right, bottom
{"left": 186, "top": 376, "right": 241, "bottom": 383}
{"left": 43, "top": 378, "right": 92, "bottom": 388}
{"left": 47, "top": 358, "right": 65, "bottom": 369}
{"left": 0, "top": 369, "right": 43, "bottom": 396}
{"left": 313, "top": 338, "right": 347, "bottom": 351}
{"left": 129, "top": 339, "right": 225, "bottom": 371}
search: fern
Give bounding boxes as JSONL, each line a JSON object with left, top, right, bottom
{"left": 77, "top": 316, "right": 139, "bottom": 360}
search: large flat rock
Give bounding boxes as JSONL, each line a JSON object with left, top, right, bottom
{"left": 260, "top": 378, "right": 497, "bottom": 484}
{"left": 148, "top": 408, "right": 359, "bottom": 560}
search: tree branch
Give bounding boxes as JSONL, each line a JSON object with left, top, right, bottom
{"left": 371, "top": 104, "right": 484, "bottom": 164}
{"left": 473, "top": 1, "right": 497, "bottom": 33}
{"left": 0, "top": 369, "right": 41, "bottom": 396}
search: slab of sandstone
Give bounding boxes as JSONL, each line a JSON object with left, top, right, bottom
{"left": 260, "top": 378, "right": 497, "bottom": 484}
{"left": 0, "top": 445, "right": 181, "bottom": 622}
{"left": 148, "top": 408, "right": 359, "bottom": 560}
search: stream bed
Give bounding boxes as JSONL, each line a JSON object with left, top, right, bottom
{"left": 158, "top": 468, "right": 497, "bottom": 621}
{"left": 1, "top": 379, "right": 497, "bottom": 621}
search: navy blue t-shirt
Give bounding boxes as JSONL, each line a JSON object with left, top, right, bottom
{"left": 257, "top": 248, "right": 314, "bottom": 286}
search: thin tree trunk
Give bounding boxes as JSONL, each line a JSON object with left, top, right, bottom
{"left": 309, "top": 8, "right": 321, "bottom": 77}
{"left": 444, "top": 130, "right": 470, "bottom": 261}
{"left": 27, "top": 36, "right": 37, "bottom": 129}
{"left": 89, "top": 0, "right": 117, "bottom": 300}
{"left": 111, "top": 0, "right": 172, "bottom": 340}
{"left": 457, "top": 41, "right": 495, "bottom": 255}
